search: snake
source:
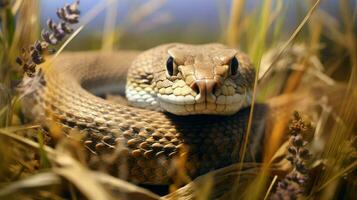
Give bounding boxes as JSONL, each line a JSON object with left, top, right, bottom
{"left": 21, "top": 43, "right": 269, "bottom": 184}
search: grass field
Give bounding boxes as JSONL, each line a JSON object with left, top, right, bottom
{"left": 0, "top": 0, "right": 356, "bottom": 199}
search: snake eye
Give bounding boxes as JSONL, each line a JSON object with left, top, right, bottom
{"left": 166, "top": 56, "right": 177, "bottom": 76}
{"left": 230, "top": 57, "right": 239, "bottom": 76}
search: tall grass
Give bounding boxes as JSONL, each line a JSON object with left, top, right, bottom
{"left": 311, "top": 0, "right": 357, "bottom": 197}
{"left": 224, "top": 0, "right": 356, "bottom": 199}
{"left": 0, "top": 0, "right": 356, "bottom": 199}
{"left": 0, "top": 1, "right": 39, "bottom": 128}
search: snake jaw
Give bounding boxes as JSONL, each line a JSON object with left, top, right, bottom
{"left": 157, "top": 90, "right": 252, "bottom": 115}
{"left": 155, "top": 76, "right": 253, "bottom": 115}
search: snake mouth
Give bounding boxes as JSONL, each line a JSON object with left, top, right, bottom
{"left": 157, "top": 92, "right": 252, "bottom": 115}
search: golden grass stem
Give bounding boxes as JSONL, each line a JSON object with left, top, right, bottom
{"left": 11, "top": 0, "right": 23, "bottom": 15}
{"left": 226, "top": 0, "right": 246, "bottom": 46}
{"left": 9, "top": 0, "right": 39, "bottom": 66}
{"left": 0, "top": 107, "right": 7, "bottom": 119}
{"left": 263, "top": 175, "right": 278, "bottom": 200}
{"left": 316, "top": 2, "right": 357, "bottom": 192}
{"left": 35, "top": 25, "right": 85, "bottom": 74}
{"left": 127, "top": 0, "right": 166, "bottom": 25}
{"left": 44, "top": 0, "right": 117, "bottom": 72}
{"left": 258, "top": 0, "right": 321, "bottom": 81}
{"left": 232, "top": 58, "right": 260, "bottom": 192}
{"left": 0, "top": 96, "right": 19, "bottom": 127}
{"left": 316, "top": 160, "right": 357, "bottom": 193}
{"left": 101, "top": 0, "right": 118, "bottom": 51}
{"left": 234, "top": 1, "right": 322, "bottom": 198}
{"left": 53, "top": 26, "right": 84, "bottom": 60}
{"left": 249, "top": 0, "right": 272, "bottom": 64}
{"left": 0, "top": 128, "right": 55, "bottom": 155}
{"left": 37, "top": 131, "right": 51, "bottom": 168}
{"left": 80, "top": 1, "right": 112, "bottom": 27}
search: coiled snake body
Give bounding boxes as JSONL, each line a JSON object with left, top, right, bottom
{"left": 22, "top": 43, "right": 268, "bottom": 184}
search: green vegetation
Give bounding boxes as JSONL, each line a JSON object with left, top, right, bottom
{"left": 0, "top": 0, "right": 356, "bottom": 199}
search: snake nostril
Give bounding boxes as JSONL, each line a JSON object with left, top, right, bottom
{"left": 190, "top": 80, "right": 218, "bottom": 96}
{"left": 191, "top": 82, "right": 200, "bottom": 94}
{"left": 209, "top": 81, "right": 218, "bottom": 95}
{"left": 212, "top": 84, "right": 217, "bottom": 94}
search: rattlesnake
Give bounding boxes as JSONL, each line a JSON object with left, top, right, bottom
{"left": 21, "top": 43, "right": 268, "bottom": 184}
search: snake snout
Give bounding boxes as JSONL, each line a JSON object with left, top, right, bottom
{"left": 190, "top": 79, "right": 218, "bottom": 102}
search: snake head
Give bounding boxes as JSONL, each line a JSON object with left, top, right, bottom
{"left": 127, "top": 43, "right": 255, "bottom": 116}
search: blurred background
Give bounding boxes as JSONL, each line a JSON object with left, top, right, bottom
{"left": 40, "top": 0, "right": 355, "bottom": 50}
{"left": 0, "top": 0, "right": 356, "bottom": 199}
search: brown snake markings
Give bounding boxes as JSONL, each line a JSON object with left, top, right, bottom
{"left": 22, "top": 43, "right": 268, "bottom": 184}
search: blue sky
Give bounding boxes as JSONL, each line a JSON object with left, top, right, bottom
{"left": 40, "top": 0, "right": 345, "bottom": 33}
{"left": 38, "top": 0, "right": 353, "bottom": 49}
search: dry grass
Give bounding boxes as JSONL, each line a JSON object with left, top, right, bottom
{"left": 0, "top": 0, "right": 356, "bottom": 199}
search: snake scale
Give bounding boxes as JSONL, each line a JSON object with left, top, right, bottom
{"left": 21, "top": 43, "right": 269, "bottom": 184}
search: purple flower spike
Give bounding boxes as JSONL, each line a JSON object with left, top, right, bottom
{"left": 17, "top": 1, "right": 80, "bottom": 77}
{"left": 270, "top": 111, "right": 314, "bottom": 200}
